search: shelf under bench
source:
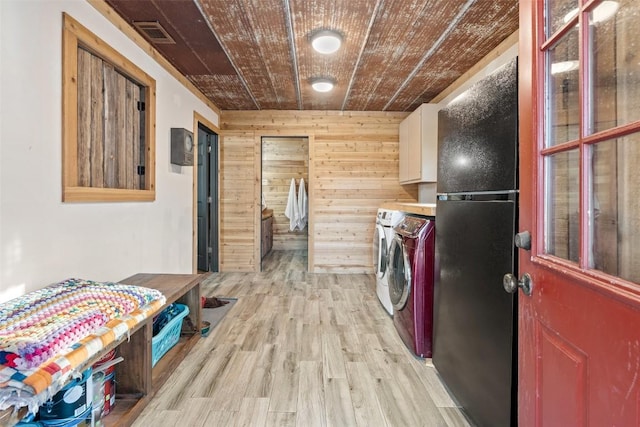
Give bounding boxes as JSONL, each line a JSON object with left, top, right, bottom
{"left": 104, "top": 273, "right": 206, "bottom": 427}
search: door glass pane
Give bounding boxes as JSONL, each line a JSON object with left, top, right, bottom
{"left": 545, "top": 149, "right": 580, "bottom": 261}
{"left": 546, "top": 0, "right": 579, "bottom": 36}
{"left": 591, "top": 132, "right": 640, "bottom": 283}
{"left": 547, "top": 26, "right": 580, "bottom": 147}
{"left": 590, "top": 0, "right": 640, "bottom": 133}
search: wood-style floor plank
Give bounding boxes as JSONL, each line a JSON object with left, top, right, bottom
{"left": 265, "top": 411, "right": 296, "bottom": 427}
{"left": 188, "top": 343, "right": 237, "bottom": 398}
{"left": 296, "top": 361, "right": 326, "bottom": 427}
{"left": 345, "top": 361, "right": 388, "bottom": 427}
{"left": 131, "top": 250, "right": 468, "bottom": 427}
{"left": 132, "top": 409, "right": 183, "bottom": 426}
{"left": 322, "top": 333, "right": 347, "bottom": 379}
{"left": 244, "top": 344, "right": 276, "bottom": 398}
{"left": 268, "top": 350, "right": 299, "bottom": 413}
{"left": 236, "top": 397, "right": 270, "bottom": 427}
{"left": 208, "top": 350, "right": 257, "bottom": 411}
{"left": 324, "top": 377, "right": 358, "bottom": 427}
{"left": 180, "top": 398, "right": 224, "bottom": 427}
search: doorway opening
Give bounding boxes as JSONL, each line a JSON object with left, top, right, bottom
{"left": 261, "top": 136, "right": 309, "bottom": 272}
{"left": 197, "top": 123, "right": 219, "bottom": 272}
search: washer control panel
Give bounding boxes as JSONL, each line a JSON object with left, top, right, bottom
{"left": 394, "top": 215, "right": 433, "bottom": 238}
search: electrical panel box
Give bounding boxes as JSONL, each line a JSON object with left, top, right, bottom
{"left": 170, "top": 128, "right": 194, "bottom": 166}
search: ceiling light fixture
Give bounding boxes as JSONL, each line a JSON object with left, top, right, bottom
{"left": 310, "top": 78, "right": 335, "bottom": 92}
{"left": 311, "top": 30, "right": 342, "bottom": 54}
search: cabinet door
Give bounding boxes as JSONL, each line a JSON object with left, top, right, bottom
{"left": 407, "top": 108, "right": 423, "bottom": 181}
{"left": 399, "top": 104, "right": 438, "bottom": 184}
{"left": 419, "top": 104, "right": 439, "bottom": 181}
{"left": 399, "top": 117, "right": 410, "bottom": 183}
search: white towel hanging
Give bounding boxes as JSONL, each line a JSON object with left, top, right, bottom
{"left": 284, "top": 178, "right": 299, "bottom": 231}
{"left": 297, "top": 178, "right": 308, "bottom": 231}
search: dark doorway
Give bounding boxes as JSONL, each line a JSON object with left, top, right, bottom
{"left": 197, "top": 123, "right": 219, "bottom": 272}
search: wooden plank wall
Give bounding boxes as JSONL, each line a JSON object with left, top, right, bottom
{"left": 221, "top": 111, "right": 419, "bottom": 273}
{"left": 262, "top": 137, "right": 309, "bottom": 251}
{"left": 219, "top": 131, "right": 259, "bottom": 271}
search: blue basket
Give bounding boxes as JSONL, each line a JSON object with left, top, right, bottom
{"left": 151, "top": 303, "right": 189, "bottom": 367}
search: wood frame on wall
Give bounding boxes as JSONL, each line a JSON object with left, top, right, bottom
{"left": 62, "top": 13, "right": 156, "bottom": 202}
{"left": 255, "top": 132, "right": 315, "bottom": 273}
{"left": 260, "top": 136, "right": 310, "bottom": 250}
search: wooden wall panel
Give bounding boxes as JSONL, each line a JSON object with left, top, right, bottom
{"left": 77, "top": 48, "right": 143, "bottom": 190}
{"left": 262, "top": 137, "right": 308, "bottom": 251}
{"left": 220, "top": 131, "right": 258, "bottom": 271}
{"left": 221, "top": 111, "right": 419, "bottom": 274}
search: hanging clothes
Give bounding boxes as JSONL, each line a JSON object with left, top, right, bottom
{"left": 284, "top": 178, "right": 299, "bottom": 231}
{"left": 297, "top": 178, "right": 308, "bottom": 231}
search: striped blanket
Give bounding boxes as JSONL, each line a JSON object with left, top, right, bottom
{"left": 0, "top": 278, "right": 165, "bottom": 413}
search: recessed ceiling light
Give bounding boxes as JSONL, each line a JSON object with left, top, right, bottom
{"left": 311, "top": 30, "right": 342, "bottom": 54}
{"left": 551, "top": 60, "right": 579, "bottom": 75}
{"left": 592, "top": 1, "right": 620, "bottom": 23}
{"left": 310, "top": 78, "right": 335, "bottom": 92}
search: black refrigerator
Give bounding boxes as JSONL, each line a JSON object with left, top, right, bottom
{"left": 432, "top": 57, "right": 518, "bottom": 427}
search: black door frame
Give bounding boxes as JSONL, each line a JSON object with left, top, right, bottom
{"left": 195, "top": 119, "right": 219, "bottom": 272}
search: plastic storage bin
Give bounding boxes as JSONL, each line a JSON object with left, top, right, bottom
{"left": 151, "top": 303, "right": 190, "bottom": 367}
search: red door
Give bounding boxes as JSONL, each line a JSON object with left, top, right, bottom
{"left": 518, "top": 1, "right": 640, "bottom": 425}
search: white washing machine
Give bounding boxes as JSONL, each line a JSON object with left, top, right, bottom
{"left": 373, "top": 208, "right": 405, "bottom": 315}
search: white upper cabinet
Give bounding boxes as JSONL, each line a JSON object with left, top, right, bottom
{"left": 398, "top": 103, "right": 439, "bottom": 184}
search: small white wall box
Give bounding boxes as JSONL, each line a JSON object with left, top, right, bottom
{"left": 170, "top": 128, "right": 194, "bottom": 166}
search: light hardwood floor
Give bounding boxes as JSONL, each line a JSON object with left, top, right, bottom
{"left": 133, "top": 250, "right": 471, "bottom": 427}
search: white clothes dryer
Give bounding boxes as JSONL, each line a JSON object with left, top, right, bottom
{"left": 373, "top": 208, "right": 405, "bottom": 315}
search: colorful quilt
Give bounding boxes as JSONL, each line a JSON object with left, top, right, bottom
{"left": 0, "top": 278, "right": 165, "bottom": 413}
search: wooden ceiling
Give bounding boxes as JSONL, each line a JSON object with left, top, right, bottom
{"left": 105, "top": 0, "right": 519, "bottom": 112}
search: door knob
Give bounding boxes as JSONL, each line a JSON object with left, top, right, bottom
{"left": 503, "top": 273, "right": 533, "bottom": 296}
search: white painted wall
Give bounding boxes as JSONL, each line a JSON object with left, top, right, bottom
{"left": 0, "top": 1, "right": 219, "bottom": 302}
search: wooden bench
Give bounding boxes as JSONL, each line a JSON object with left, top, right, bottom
{"left": 0, "top": 273, "right": 205, "bottom": 427}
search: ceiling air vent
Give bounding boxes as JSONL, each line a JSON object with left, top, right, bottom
{"left": 133, "top": 21, "right": 176, "bottom": 44}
